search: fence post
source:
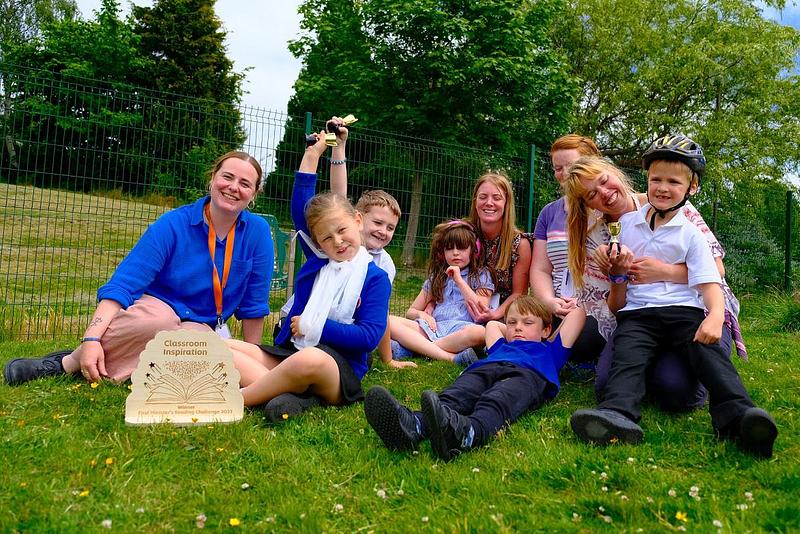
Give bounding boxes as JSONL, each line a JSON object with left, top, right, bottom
{"left": 526, "top": 144, "right": 536, "bottom": 232}
{"left": 786, "top": 190, "right": 794, "bottom": 291}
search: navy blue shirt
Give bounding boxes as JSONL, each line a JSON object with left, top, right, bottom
{"left": 98, "top": 197, "right": 273, "bottom": 327}
{"left": 467, "top": 333, "right": 570, "bottom": 399}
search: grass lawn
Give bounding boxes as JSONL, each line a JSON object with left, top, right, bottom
{"left": 1, "top": 184, "right": 798, "bottom": 531}
{"left": 1, "top": 295, "right": 798, "bottom": 532}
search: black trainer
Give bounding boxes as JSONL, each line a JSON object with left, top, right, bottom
{"left": 420, "top": 390, "right": 472, "bottom": 461}
{"left": 264, "top": 392, "right": 321, "bottom": 423}
{"left": 570, "top": 408, "right": 644, "bottom": 445}
{"left": 364, "top": 386, "right": 422, "bottom": 451}
{"left": 737, "top": 407, "right": 778, "bottom": 459}
{"left": 3, "top": 350, "right": 71, "bottom": 386}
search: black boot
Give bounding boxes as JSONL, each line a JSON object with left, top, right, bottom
{"left": 264, "top": 392, "right": 321, "bottom": 423}
{"left": 364, "top": 386, "right": 422, "bottom": 451}
{"left": 570, "top": 408, "right": 644, "bottom": 445}
{"left": 421, "top": 390, "right": 473, "bottom": 461}
{"left": 3, "top": 350, "right": 71, "bottom": 385}
{"left": 736, "top": 407, "right": 778, "bottom": 459}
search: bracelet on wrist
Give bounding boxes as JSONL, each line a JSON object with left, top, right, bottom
{"left": 81, "top": 337, "right": 102, "bottom": 343}
{"left": 329, "top": 158, "right": 346, "bottom": 166}
{"left": 608, "top": 273, "right": 629, "bottom": 284}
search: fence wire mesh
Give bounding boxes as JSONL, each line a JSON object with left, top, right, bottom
{"left": 1, "top": 66, "right": 797, "bottom": 341}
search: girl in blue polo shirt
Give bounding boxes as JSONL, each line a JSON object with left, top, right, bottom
{"left": 388, "top": 220, "right": 494, "bottom": 367}
{"left": 225, "top": 133, "right": 391, "bottom": 422}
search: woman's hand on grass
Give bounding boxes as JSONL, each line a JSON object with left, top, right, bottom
{"left": 76, "top": 341, "right": 107, "bottom": 382}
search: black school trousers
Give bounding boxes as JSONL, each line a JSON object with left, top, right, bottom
{"left": 599, "top": 306, "right": 753, "bottom": 431}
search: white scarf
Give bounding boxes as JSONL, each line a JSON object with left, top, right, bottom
{"left": 292, "top": 234, "right": 371, "bottom": 349}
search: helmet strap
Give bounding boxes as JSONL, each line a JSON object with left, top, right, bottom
{"left": 647, "top": 174, "right": 695, "bottom": 230}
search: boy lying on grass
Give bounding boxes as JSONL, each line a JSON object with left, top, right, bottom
{"left": 365, "top": 296, "right": 585, "bottom": 461}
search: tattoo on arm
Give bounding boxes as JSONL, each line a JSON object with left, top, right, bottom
{"left": 89, "top": 317, "right": 103, "bottom": 328}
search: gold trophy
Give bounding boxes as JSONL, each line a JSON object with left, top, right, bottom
{"left": 607, "top": 221, "right": 621, "bottom": 255}
{"left": 324, "top": 114, "right": 358, "bottom": 147}
{"left": 304, "top": 114, "right": 359, "bottom": 147}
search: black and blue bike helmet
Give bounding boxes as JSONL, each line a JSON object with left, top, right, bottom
{"left": 642, "top": 134, "right": 706, "bottom": 229}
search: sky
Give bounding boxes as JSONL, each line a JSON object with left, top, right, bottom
{"left": 73, "top": 0, "right": 304, "bottom": 114}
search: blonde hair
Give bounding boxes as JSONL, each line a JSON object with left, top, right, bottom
{"left": 506, "top": 295, "right": 552, "bottom": 329}
{"left": 356, "top": 190, "right": 401, "bottom": 219}
{"left": 468, "top": 172, "right": 520, "bottom": 272}
{"left": 563, "top": 156, "right": 634, "bottom": 288}
{"left": 304, "top": 192, "right": 359, "bottom": 245}
{"left": 550, "top": 134, "right": 600, "bottom": 157}
{"left": 207, "top": 151, "right": 264, "bottom": 193}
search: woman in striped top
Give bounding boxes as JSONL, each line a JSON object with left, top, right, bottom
{"left": 530, "top": 134, "right": 606, "bottom": 365}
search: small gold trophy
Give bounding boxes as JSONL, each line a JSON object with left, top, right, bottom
{"left": 304, "top": 114, "right": 359, "bottom": 147}
{"left": 324, "top": 114, "right": 358, "bottom": 147}
{"left": 607, "top": 221, "right": 621, "bottom": 255}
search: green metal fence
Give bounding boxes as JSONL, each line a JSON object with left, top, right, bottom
{"left": 0, "top": 66, "right": 797, "bottom": 341}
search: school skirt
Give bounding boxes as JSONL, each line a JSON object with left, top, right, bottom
{"left": 256, "top": 341, "right": 364, "bottom": 404}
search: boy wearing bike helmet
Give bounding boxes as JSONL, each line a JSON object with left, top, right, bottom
{"left": 570, "top": 134, "right": 777, "bottom": 459}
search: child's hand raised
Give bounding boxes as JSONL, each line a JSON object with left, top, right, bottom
{"left": 446, "top": 265, "right": 462, "bottom": 279}
{"left": 299, "top": 131, "right": 329, "bottom": 173}
{"left": 328, "top": 116, "right": 349, "bottom": 144}
{"left": 306, "top": 131, "right": 328, "bottom": 157}
{"left": 549, "top": 296, "right": 577, "bottom": 318}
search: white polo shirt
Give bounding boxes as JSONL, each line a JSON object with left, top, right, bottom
{"left": 369, "top": 248, "right": 396, "bottom": 285}
{"left": 618, "top": 204, "right": 721, "bottom": 312}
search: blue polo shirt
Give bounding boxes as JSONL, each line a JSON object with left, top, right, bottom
{"left": 467, "top": 333, "right": 570, "bottom": 399}
{"left": 98, "top": 196, "right": 273, "bottom": 327}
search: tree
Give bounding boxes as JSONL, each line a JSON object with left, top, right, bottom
{"left": 281, "top": 0, "right": 575, "bottom": 264}
{"left": 552, "top": 0, "right": 800, "bottom": 176}
{"left": 131, "top": 0, "right": 245, "bottom": 194}
{"left": 1, "top": 0, "right": 78, "bottom": 171}
{"left": 1, "top": 0, "right": 155, "bottom": 190}
{"left": 131, "top": 0, "right": 242, "bottom": 103}
{"left": 552, "top": 0, "right": 800, "bottom": 291}
{"left": 2, "top": 0, "right": 244, "bottom": 196}
{"left": 0, "top": 0, "right": 77, "bottom": 55}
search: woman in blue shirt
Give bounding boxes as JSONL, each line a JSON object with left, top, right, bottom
{"left": 4, "top": 151, "right": 273, "bottom": 385}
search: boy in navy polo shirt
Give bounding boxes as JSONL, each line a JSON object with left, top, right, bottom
{"left": 570, "top": 135, "right": 778, "bottom": 458}
{"left": 365, "top": 296, "right": 585, "bottom": 461}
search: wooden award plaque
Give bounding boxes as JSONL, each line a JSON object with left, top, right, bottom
{"left": 125, "top": 330, "right": 243, "bottom": 425}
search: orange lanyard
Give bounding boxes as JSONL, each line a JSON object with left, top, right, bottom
{"left": 205, "top": 203, "right": 236, "bottom": 324}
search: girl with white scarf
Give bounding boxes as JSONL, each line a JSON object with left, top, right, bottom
{"left": 225, "top": 134, "right": 391, "bottom": 422}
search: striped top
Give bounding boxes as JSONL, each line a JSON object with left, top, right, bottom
{"left": 533, "top": 196, "right": 569, "bottom": 297}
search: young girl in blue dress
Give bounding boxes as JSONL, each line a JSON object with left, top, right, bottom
{"left": 388, "top": 220, "right": 494, "bottom": 366}
{"left": 226, "top": 134, "right": 391, "bottom": 421}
